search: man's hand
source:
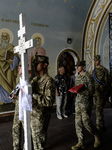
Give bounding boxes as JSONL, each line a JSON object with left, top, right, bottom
{"left": 56, "top": 92, "right": 60, "bottom": 96}
{"left": 70, "top": 91, "right": 75, "bottom": 93}
{"left": 9, "top": 94, "right": 18, "bottom": 99}
{"left": 21, "top": 89, "right": 24, "bottom": 93}
{"left": 56, "top": 87, "right": 60, "bottom": 96}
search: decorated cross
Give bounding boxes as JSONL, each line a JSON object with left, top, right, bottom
{"left": 14, "top": 13, "right": 37, "bottom": 150}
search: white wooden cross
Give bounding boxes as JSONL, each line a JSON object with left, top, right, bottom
{"left": 14, "top": 13, "right": 37, "bottom": 150}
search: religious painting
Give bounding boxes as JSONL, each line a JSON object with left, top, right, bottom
{"left": 28, "top": 33, "right": 45, "bottom": 78}
{"left": 0, "top": 28, "right": 19, "bottom": 113}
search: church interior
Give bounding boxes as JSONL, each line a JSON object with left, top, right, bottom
{"left": 0, "top": 0, "right": 112, "bottom": 149}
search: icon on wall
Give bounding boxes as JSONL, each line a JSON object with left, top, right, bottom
{"left": 0, "top": 28, "right": 19, "bottom": 112}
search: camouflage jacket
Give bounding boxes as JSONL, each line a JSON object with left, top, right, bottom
{"left": 92, "top": 65, "right": 110, "bottom": 95}
{"left": 30, "top": 73, "right": 55, "bottom": 108}
{"left": 75, "top": 71, "right": 94, "bottom": 98}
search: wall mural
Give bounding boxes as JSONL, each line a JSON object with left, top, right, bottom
{"left": 0, "top": 29, "right": 46, "bottom": 113}
{"left": 0, "top": 28, "right": 46, "bottom": 112}
{"left": 83, "top": 0, "right": 111, "bottom": 72}
{"left": 28, "top": 33, "right": 45, "bottom": 77}
{"left": 0, "top": 28, "right": 19, "bottom": 112}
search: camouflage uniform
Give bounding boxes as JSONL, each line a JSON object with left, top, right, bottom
{"left": 75, "top": 71, "right": 96, "bottom": 143}
{"left": 30, "top": 61, "right": 55, "bottom": 150}
{"left": 92, "top": 55, "right": 110, "bottom": 131}
{"left": 12, "top": 97, "right": 24, "bottom": 150}
{"left": 12, "top": 76, "right": 24, "bottom": 150}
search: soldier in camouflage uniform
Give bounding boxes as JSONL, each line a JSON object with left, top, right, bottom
{"left": 30, "top": 54, "right": 55, "bottom": 150}
{"left": 9, "top": 63, "right": 24, "bottom": 150}
{"left": 92, "top": 55, "right": 110, "bottom": 132}
{"left": 71, "top": 61, "right": 100, "bottom": 150}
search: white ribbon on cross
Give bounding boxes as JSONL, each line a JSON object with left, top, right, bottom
{"left": 19, "top": 77, "right": 32, "bottom": 121}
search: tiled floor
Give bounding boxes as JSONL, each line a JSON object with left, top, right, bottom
{"left": 0, "top": 108, "right": 112, "bottom": 150}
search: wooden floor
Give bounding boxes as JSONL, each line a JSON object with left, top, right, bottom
{"left": 0, "top": 108, "right": 112, "bottom": 150}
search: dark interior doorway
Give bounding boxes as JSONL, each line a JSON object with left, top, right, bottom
{"left": 58, "top": 52, "right": 75, "bottom": 88}
{"left": 57, "top": 51, "right": 75, "bottom": 109}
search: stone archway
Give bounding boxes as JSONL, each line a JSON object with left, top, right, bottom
{"left": 82, "top": 0, "right": 112, "bottom": 73}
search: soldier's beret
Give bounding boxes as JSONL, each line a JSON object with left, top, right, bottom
{"left": 32, "top": 54, "right": 49, "bottom": 65}
{"left": 94, "top": 55, "right": 101, "bottom": 61}
{"left": 75, "top": 60, "right": 86, "bottom": 66}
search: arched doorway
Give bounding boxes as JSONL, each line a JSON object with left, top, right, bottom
{"left": 56, "top": 49, "right": 79, "bottom": 106}
{"left": 58, "top": 52, "right": 74, "bottom": 86}
{"left": 57, "top": 49, "right": 79, "bottom": 86}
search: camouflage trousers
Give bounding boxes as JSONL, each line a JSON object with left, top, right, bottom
{"left": 30, "top": 107, "right": 52, "bottom": 150}
{"left": 12, "top": 100, "right": 24, "bottom": 150}
{"left": 94, "top": 95, "right": 104, "bottom": 131}
{"left": 75, "top": 99, "right": 96, "bottom": 143}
